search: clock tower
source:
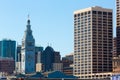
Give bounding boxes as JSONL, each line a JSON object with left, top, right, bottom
{"left": 21, "top": 17, "right": 35, "bottom": 74}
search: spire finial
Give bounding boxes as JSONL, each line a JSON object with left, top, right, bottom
{"left": 27, "top": 14, "right": 30, "bottom": 24}
{"left": 28, "top": 14, "right": 30, "bottom": 20}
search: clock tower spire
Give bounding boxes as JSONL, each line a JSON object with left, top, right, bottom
{"left": 21, "top": 16, "right": 35, "bottom": 74}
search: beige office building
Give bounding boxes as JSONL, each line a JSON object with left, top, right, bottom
{"left": 116, "top": 0, "right": 120, "bottom": 56}
{"left": 74, "top": 6, "right": 113, "bottom": 79}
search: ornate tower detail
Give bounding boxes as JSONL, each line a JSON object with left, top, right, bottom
{"left": 21, "top": 17, "right": 35, "bottom": 74}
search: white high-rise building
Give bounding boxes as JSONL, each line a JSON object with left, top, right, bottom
{"left": 74, "top": 6, "right": 113, "bottom": 79}
{"left": 116, "top": 0, "right": 120, "bottom": 56}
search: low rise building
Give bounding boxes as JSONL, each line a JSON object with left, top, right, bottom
{"left": 53, "top": 63, "right": 63, "bottom": 71}
{"left": 0, "top": 57, "right": 15, "bottom": 74}
{"left": 62, "top": 53, "right": 73, "bottom": 75}
{"left": 36, "top": 63, "right": 43, "bottom": 72}
{"left": 113, "top": 56, "right": 120, "bottom": 73}
{"left": 63, "top": 66, "right": 73, "bottom": 75}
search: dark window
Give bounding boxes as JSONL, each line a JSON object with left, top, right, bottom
{"left": 74, "top": 14, "right": 77, "bottom": 17}
{"left": 92, "top": 11, "right": 96, "bottom": 14}
{"left": 85, "top": 12, "right": 87, "bottom": 15}
{"left": 78, "top": 14, "right": 80, "bottom": 16}
{"left": 81, "top": 13, "right": 83, "bottom": 16}
{"left": 98, "top": 11, "right": 102, "bottom": 14}
{"left": 108, "top": 12, "right": 112, "bottom": 15}
{"left": 88, "top": 11, "right": 91, "bottom": 14}
{"left": 103, "top": 12, "right": 107, "bottom": 15}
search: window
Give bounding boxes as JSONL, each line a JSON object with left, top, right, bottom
{"left": 98, "top": 11, "right": 102, "bottom": 14}
{"left": 88, "top": 11, "right": 91, "bottom": 14}
{"left": 78, "top": 14, "right": 80, "bottom": 16}
{"left": 92, "top": 11, "right": 96, "bottom": 14}
{"left": 103, "top": 12, "right": 107, "bottom": 15}
{"left": 108, "top": 12, "right": 112, "bottom": 15}
{"left": 74, "top": 14, "right": 77, "bottom": 17}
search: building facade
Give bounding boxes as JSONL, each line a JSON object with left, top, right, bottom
{"left": 62, "top": 57, "right": 73, "bottom": 68}
{"left": 62, "top": 53, "right": 73, "bottom": 62}
{"left": 41, "top": 46, "right": 54, "bottom": 72}
{"left": 21, "top": 18, "right": 35, "bottom": 74}
{"left": 16, "top": 45, "right": 21, "bottom": 62}
{"left": 112, "top": 56, "right": 120, "bottom": 73}
{"left": 74, "top": 6, "right": 113, "bottom": 79}
{"left": 62, "top": 53, "right": 73, "bottom": 75}
{"left": 116, "top": 0, "right": 120, "bottom": 56}
{"left": 35, "top": 46, "right": 43, "bottom": 64}
{"left": 113, "top": 37, "right": 117, "bottom": 57}
{"left": 0, "top": 39, "right": 16, "bottom": 60}
{"left": 16, "top": 45, "right": 43, "bottom": 73}
{"left": 63, "top": 66, "right": 73, "bottom": 76}
{"left": 53, "top": 63, "right": 63, "bottom": 72}
{"left": 36, "top": 63, "right": 43, "bottom": 72}
{"left": 0, "top": 57, "right": 15, "bottom": 74}
{"left": 41, "top": 46, "right": 62, "bottom": 72}
{"left": 54, "top": 51, "right": 61, "bottom": 63}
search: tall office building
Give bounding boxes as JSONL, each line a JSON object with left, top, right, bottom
{"left": 0, "top": 39, "right": 16, "bottom": 60}
{"left": 21, "top": 18, "right": 35, "bottom": 74}
{"left": 74, "top": 6, "right": 113, "bottom": 79}
{"left": 41, "top": 46, "right": 62, "bottom": 72}
{"left": 116, "top": 0, "right": 120, "bottom": 56}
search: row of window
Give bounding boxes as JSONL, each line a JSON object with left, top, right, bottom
{"left": 74, "top": 17, "right": 112, "bottom": 22}
{"left": 74, "top": 11, "right": 112, "bottom": 17}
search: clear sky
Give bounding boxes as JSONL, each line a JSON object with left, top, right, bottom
{"left": 0, "top": 0, "right": 115, "bottom": 57}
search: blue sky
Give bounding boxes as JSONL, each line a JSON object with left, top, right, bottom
{"left": 0, "top": 0, "right": 115, "bottom": 57}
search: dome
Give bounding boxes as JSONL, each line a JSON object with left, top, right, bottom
{"left": 44, "top": 46, "right": 54, "bottom": 52}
